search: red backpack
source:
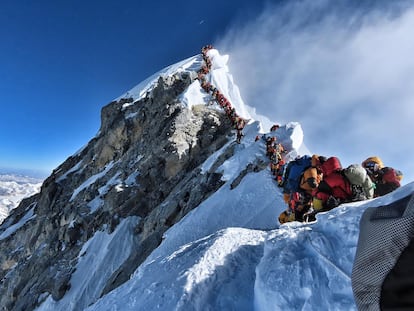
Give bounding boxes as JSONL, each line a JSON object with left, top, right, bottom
{"left": 321, "top": 157, "right": 342, "bottom": 176}
{"left": 381, "top": 167, "right": 401, "bottom": 186}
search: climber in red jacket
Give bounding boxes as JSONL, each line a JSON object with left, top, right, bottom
{"left": 312, "top": 157, "right": 353, "bottom": 212}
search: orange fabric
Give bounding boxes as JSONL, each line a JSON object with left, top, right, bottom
{"left": 278, "top": 210, "right": 295, "bottom": 224}
{"left": 311, "top": 154, "right": 321, "bottom": 167}
{"left": 362, "top": 156, "right": 384, "bottom": 169}
{"left": 300, "top": 167, "right": 322, "bottom": 194}
{"left": 283, "top": 193, "right": 290, "bottom": 204}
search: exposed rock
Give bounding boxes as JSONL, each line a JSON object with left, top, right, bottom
{"left": 230, "top": 160, "right": 268, "bottom": 190}
{"left": 0, "top": 72, "right": 234, "bottom": 310}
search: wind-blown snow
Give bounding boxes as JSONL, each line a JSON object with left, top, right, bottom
{"left": 180, "top": 49, "right": 275, "bottom": 132}
{"left": 35, "top": 49, "right": 413, "bottom": 310}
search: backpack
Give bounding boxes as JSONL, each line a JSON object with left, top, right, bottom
{"left": 300, "top": 167, "right": 322, "bottom": 194}
{"left": 321, "top": 157, "right": 342, "bottom": 176}
{"left": 373, "top": 167, "right": 401, "bottom": 196}
{"left": 381, "top": 167, "right": 401, "bottom": 186}
{"left": 343, "top": 164, "right": 375, "bottom": 200}
{"left": 283, "top": 155, "right": 312, "bottom": 193}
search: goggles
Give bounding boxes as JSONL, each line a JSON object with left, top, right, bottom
{"left": 364, "top": 161, "right": 378, "bottom": 171}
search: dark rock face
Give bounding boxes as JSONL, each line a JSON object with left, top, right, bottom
{"left": 0, "top": 72, "right": 233, "bottom": 310}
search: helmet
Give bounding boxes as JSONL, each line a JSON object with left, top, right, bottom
{"left": 362, "top": 157, "right": 384, "bottom": 169}
{"left": 363, "top": 161, "right": 379, "bottom": 173}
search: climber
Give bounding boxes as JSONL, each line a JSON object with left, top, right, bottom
{"left": 279, "top": 155, "right": 326, "bottom": 224}
{"left": 235, "top": 117, "right": 246, "bottom": 144}
{"left": 343, "top": 163, "right": 375, "bottom": 201}
{"left": 270, "top": 124, "right": 280, "bottom": 132}
{"left": 278, "top": 155, "right": 314, "bottom": 224}
{"left": 265, "top": 136, "right": 277, "bottom": 157}
{"left": 201, "top": 44, "right": 213, "bottom": 55}
{"left": 198, "top": 45, "right": 247, "bottom": 145}
{"left": 272, "top": 159, "right": 286, "bottom": 184}
{"left": 269, "top": 143, "right": 286, "bottom": 180}
{"left": 362, "top": 156, "right": 402, "bottom": 197}
{"left": 299, "top": 165, "right": 322, "bottom": 195}
{"left": 278, "top": 190, "right": 313, "bottom": 224}
{"left": 281, "top": 155, "right": 312, "bottom": 194}
{"left": 312, "top": 156, "right": 353, "bottom": 213}
{"left": 200, "top": 80, "right": 212, "bottom": 92}
{"left": 274, "top": 160, "right": 286, "bottom": 185}
{"left": 362, "top": 156, "right": 384, "bottom": 171}
{"left": 271, "top": 143, "right": 285, "bottom": 164}
{"left": 311, "top": 154, "right": 327, "bottom": 169}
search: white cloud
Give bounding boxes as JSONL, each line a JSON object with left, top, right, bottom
{"left": 216, "top": 0, "right": 414, "bottom": 183}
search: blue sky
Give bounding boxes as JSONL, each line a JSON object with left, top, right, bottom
{"left": 0, "top": 0, "right": 264, "bottom": 175}
{"left": 2, "top": 0, "right": 414, "bottom": 183}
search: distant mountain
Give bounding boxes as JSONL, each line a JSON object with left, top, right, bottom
{"left": 0, "top": 167, "right": 49, "bottom": 179}
{"left": 0, "top": 174, "right": 42, "bottom": 224}
{"left": 0, "top": 47, "right": 411, "bottom": 311}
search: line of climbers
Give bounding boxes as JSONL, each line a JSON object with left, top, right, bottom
{"left": 255, "top": 127, "right": 287, "bottom": 185}
{"left": 275, "top": 153, "right": 404, "bottom": 224}
{"left": 256, "top": 130, "right": 403, "bottom": 224}
{"left": 197, "top": 45, "right": 403, "bottom": 225}
{"left": 198, "top": 45, "right": 248, "bottom": 143}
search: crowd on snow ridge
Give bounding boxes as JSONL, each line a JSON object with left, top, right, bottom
{"left": 196, "top": 45, "right": 413, "bottom": 310}
{"left": 198, "top": 45, "right": 248, "bottom": 143}
{"left": 260, "top": 128, "right": 403, "bottom": 224}
{"left": 197, "top": 45, "right": 402, "bottom": 224}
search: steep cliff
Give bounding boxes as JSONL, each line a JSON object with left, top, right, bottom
{"left": 0, "top": 53, "right": 242, "bottom": 310}
{"left": 0, "top": 46, "right": 310, "bottom": 310}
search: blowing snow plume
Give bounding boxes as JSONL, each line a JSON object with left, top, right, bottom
{"left": 216, "top": 0, "right": 414, "bottom": 183}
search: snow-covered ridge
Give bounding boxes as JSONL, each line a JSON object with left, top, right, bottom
{"left": 28, "top": 45, "right": 411, "bottom": 311}
{"left": 116, "top": 55, "right": 202, "bottom": 105}
{"left": 117, "top": 48, "right": 274, "bottom": 132}
{"left": 40, "top": 47, "right": 315, "bottom": 310}
{"left": 0, "top": 174, "right": 42, "bottom": 224}
{"left": 82, "top": 47, "right": 362, "bottom": 310}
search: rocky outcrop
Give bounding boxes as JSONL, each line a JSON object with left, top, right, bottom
{"left": 0, "top": 71, "right": 234, "bottom": 310}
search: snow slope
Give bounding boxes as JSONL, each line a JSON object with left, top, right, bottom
{"left": 0, "top": 174, "right": 42, "bottom": 224}
{"left": 36, "top": 49, "right": 413, "bottom": 310}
